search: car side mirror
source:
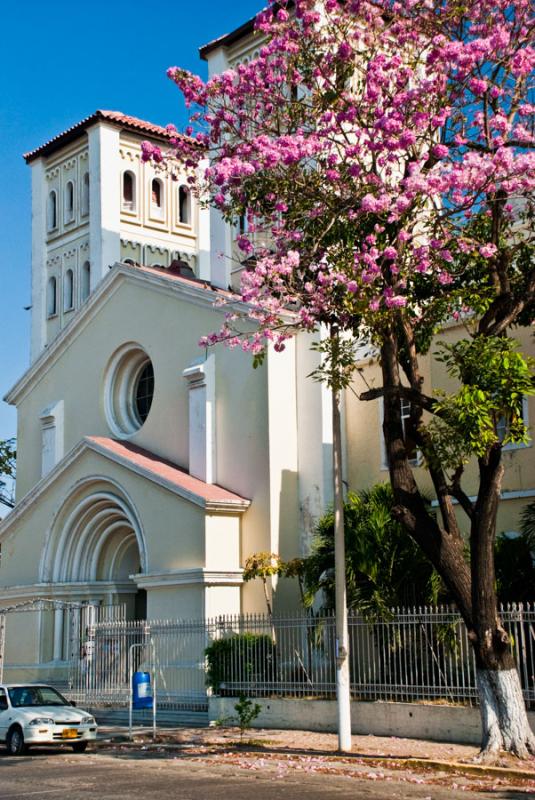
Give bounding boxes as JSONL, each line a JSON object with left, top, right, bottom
{"left": 70, "top": 700, "right": 77, "bottom": 707}
{"left": 0, "top": 699, "right": 8, "bottom": 711}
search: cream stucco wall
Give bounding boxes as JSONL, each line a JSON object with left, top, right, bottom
{"left": 14, "top": 270, "right": 267, "bottom": 500}
{"left": 4, "top": 263, "right": 309, "bottom": 619}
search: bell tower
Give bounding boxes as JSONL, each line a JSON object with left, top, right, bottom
{"left": 24, "top": 110, "right": 210, "bottom": 362}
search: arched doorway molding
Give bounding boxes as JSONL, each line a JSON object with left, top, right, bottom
{"left": 40, "top": 475, "right": 147, "bottom": 584}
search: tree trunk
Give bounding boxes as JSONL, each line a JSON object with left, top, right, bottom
{"left": 379, "top": 330, "right": 535, "bottom": 759}
{"left": 476, "top": 664, "right": 535, "bottom": 760}
{"left": 262, "top": 577, "right": 277, "bottom": 645}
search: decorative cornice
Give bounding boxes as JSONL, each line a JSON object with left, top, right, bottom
{"left": 145, "top": 244, "right": 167, "bottom": 254}
{"left": 133, "top": 569, "right": 243, "bottom": 589}
{"left": 183, "top": 357, "right": 209, "bottom": 389}
{"left": 0, "top": 581, "right": 134, "bottom": 603}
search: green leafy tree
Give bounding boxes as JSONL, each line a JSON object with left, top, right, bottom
{"left": 0, "top": 439, "right": 16, "bottom": 511}
{"left": 243, "top": 552, "right": 284, "bottom": 621}
{"left": 302, "top": 484, "right": 442, "bottom": 620}
{"left": 519, "top": 501, "right": 535, "bottom": 546}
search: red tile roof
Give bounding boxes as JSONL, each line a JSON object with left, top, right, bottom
{"left": 86, "top": 436, "right": 250, "bottom": 509}
{"left": 23, "top": 110, "right": 190, "bottom": 163}
{"left": 129, "top": 262, "right": 237, "bottom": 300}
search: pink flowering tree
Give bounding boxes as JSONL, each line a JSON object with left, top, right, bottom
{"left": 146, "top": 0, "right": 535, "bottom": 757}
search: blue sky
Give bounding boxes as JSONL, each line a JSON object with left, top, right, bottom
{"left": 0, "top": 0, "right": 260, "bottom": 443}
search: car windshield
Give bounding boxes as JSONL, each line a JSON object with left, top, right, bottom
{"left": 8, "top": 686, "right": 70, "bottom": 708}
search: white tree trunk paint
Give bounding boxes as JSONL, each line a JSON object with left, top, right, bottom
{"left": 476, "top": 668, "right": 535, "bottom": 759}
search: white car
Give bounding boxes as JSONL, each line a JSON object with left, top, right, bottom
{"left": 0, "top": 683, "right": 97, "bottom": 755}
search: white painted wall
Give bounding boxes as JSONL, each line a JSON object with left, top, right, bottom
{"left": 210, "top": 696, "right": 535, "bottom": 746}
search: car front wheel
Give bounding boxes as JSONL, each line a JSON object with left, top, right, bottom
{"left": 7, "top": 726, "right": 27, "bottom": 756}
{"left": 71, "top": 741, "right": 88, "bottom": 753}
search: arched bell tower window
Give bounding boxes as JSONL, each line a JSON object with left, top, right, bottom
{"left": 122, "top": 171, "right": 136, "bottom": 211}
{"left": 47, "top": 191, "right": 57, "bottom": 231}
{"left": 81, "top": 261, "right": 91, "bottom": 301}
{"left": 151, "top": 178, "right": 164, "bottom": 217}
{"left": 178, "top": 185, "right": 190, "bottom": 225}
{"left": 47, "top": 277, "right": 57, "bottom": 317}
{"left": 63, "top": 269, "right": 74, "bottom": 310}
{"left": 64, "top": 181, "right": 74, "bottom": 223}
{"left": 81, "top": 172, "right": 90, "bottom": 216}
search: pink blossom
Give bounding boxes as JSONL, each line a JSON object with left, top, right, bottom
{"left": 432, "top": 144, "right": 449, "bottom": 159}
{"left": 479, "top": 244, "right": 497, "bottom": 258}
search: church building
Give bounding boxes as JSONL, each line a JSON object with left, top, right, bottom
{"left": 0, "top": 20, "right": 338, "bottom": 678}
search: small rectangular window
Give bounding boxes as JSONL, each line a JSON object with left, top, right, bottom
{"left": 380, "top": 396, "right": 421, "bottom": 469}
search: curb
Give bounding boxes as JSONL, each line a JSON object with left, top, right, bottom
{"left": 92, "top": 739, "right": 535, "bottom": 781}
{"left": 383, "top": 757, "right": 535, "bottom": 782}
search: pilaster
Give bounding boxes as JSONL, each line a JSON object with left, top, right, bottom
{"left": 183, "top": 354, "right": 216, "bottom": 484}
{"left": 88, "top": 123, "right": 121, "bottom": 284}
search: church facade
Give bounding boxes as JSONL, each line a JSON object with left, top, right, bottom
{"left": 0, "top": 22, "right": 338, "bottom": 676}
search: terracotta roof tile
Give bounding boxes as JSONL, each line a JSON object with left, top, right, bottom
{"left": 23, "top": 110, "right": 191, "bottom": 163}
{"left": 128, "top": 262, "right": 237, "bottom": 300}
{"left": 86, "top": 436, "right": 250, "bottom": 508}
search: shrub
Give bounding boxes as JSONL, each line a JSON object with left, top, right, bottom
{"left": 205, "top": 633, "right": 275, "bottom": 694}
{"left": 234, "top": 694, "right": 262, "bottom": 741}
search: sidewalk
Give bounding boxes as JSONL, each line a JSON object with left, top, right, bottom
{"left": 93, "top": 724, "right": 535, "bottom": 794}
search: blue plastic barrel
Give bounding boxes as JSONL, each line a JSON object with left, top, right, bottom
{"left": 132, "top": 671, "right": 153, "bottom": 709}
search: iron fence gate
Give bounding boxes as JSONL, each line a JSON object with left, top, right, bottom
{"left": 70, "top": 619, "right": 210, "bottom": 711}
{"left": 0, "top": 599, "right": 125, "bottom": 685}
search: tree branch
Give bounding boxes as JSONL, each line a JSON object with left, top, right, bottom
{"left": 359, "top": 385, "right": 439, "bottom": 415}
{"left": 448, "top": 465, "right": 475, "bottom": 520}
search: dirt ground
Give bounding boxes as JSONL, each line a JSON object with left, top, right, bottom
{"left": 123, "top": 725, "right": 478, "bottom": 761}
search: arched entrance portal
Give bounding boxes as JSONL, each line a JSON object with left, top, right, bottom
{"left": 41, "top": 478, "right": 148, "bottom": 653}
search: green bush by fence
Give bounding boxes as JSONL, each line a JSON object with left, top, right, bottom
{"left": 205, "top": 633, "right": 275, "bottom": 694}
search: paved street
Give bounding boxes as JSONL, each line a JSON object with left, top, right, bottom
{"left": 0, "top": 749, "right": 530, "bottom": 800}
